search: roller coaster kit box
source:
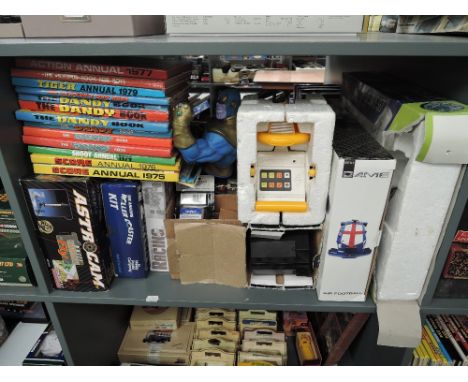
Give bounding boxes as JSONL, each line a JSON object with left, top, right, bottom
{"left": 20, "top": 175, "right": 114, "bottom": 291}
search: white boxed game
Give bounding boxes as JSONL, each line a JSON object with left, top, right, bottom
{"left": 317, "top": 119, "right": 396, "bottom": 302}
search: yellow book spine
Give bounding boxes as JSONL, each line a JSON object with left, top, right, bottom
{"left": 32, "top": 163, "right": 179, "bottom": 182}
{"left": 424, "top": 325, "right": 449, "bottom": 366}
{"left": 30, "top": 153, "right": 181, "bottom": 172}
{"left": 418, "top": 340, "right": 430, "bottom": 366}
{"left": 422, "top": 330, "right": 440, "bottom": 366}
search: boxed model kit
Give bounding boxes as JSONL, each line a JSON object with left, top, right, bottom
{"left": 101, "top": 181, "right": 149, "bottom": 278}
{"left": 20, "top": 175, "right": 114, "bottom": 291}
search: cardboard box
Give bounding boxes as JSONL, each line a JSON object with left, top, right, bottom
{"left": 190, "top": 349, "right": 236, "bottom": 366}
{"left": 20, "top": 175, "right": 114, "bottom": 291}
{"left": 195, "top": 308, "right": 236, "bottom": 322}
{"left": 316, "top": 119, "right": 395, "bottom": 302}
{"left": 237, "top": 351, "right": 283, "bottom": 366}
{"left": 196, "top": 328, "right": 240, "bottom": 343}
{"left": 118, "top": 323, "right": 195, "bottom": 366}
{"left": 165, "top": 194, "right": 247, "bottom": 288}
{"left": 0, "top": 240, "right": 34, "bottom": 287}
{"left": 21, "top": 16, "right": 165, "bottom": 37}
{"left": 0, "top": 19, "right": 24, "bottom": 38}
{"left": 166, "top": 16, "right": 364, "bottom": 34}
{"left": 129, "top": 307, "right": 180, "bottom": 331}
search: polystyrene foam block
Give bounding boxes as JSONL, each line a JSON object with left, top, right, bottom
{"left": 237, "top": 100, "right": 335, "bottom": 226}
{"left": 283, "top": 102, "right": 335, "bottom": 225}
{"left": 346, "top": 100, "right": 462, "bottom": 301}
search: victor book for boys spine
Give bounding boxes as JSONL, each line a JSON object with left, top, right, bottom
{"left": 18, "top": 100, "right": 169, "bottom": 122}
{"left": 27, "top": 145, "right": 177, "bottom": 165}
{"left": 101, "top": 182, "right": 149, "bottom": 278}
{"left": 12, "top": 68, "right": 189, "bottom": 90}
{"left": 32, "top": 163, "right": 180, "bottom": 182}
{"left": 23, "top": 136, "right": 173, "bottom": 158}
{"left": 15, "top": 110, "right": 170, "bottom": 133}
{"left": 23, "top": 126, "right": 172, "bottom": 148}
{"left": 12, "top": 77, "right": 172, "bottom": 98}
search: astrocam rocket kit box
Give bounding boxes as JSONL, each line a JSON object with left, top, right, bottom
{"left": 21, "top": 175, "right": 114, "bottom": 291}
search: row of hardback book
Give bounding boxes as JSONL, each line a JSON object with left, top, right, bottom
{"left": 11, "top": 58, "right": 193, "bottom": 183}
{"left": 412, "top": 315, "right": 468, "bottom": 366}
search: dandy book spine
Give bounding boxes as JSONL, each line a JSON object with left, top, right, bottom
{"left": 18, "top": 93, "right": 169, "bottom": 111}
{"left": 30, "top": 153, "right": 181, "bottom": 172}
{"left": 12, "top": 68, "right": 171, "bottom": 90}
{"left": 15, "top": 110, "right": 170, "bottom": 133}
{"left": 23, "top": 126, "right": 172, "bottom": 148}
{"left": 12, "top": 77, "right": 169, "bottom": 98}
{"left": 18, "top": 100, "right": 169, "bottom": 122}
{"left": 22, "top": 136, "right": 173, "bottom": 158}
{"left": 101, "top": 182, "right": 149, "bottom": 278}
{"left": 32, "top": 163, "right": 180, "bottom": 182}
{"left": 15, "top": 87, "right": 174, "bottom": 105}
{"left": 27, "top": 145, "right": 178, "bottom": 165}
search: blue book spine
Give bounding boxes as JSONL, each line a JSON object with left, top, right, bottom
{"left": 101, "top": 182, "right": 148, "bottom": 278}
{"left": 24, "top": 122, "right": 172, "bottom": 138}
{"left": 18, "top": 93, "right": 169, "bottom": 111}
{"left": 15, "top": 110, "right": 169, "bottom": 133}
{"left": 12, "top": 77, "right": 168, "bottom": 98}
{"left": 15, "top": 86, "right": 172, "bottom": 105}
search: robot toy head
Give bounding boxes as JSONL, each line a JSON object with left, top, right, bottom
{"left": 216, "top": 88, "right": 241, "bottom": 120}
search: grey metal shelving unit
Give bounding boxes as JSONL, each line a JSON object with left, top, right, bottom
{"left": 0, "top": 32, "right": 467, "bottom": 366}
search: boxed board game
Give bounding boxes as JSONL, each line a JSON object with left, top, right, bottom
{"left": 443, "top": 230, "right": 468, "bottom": 279}
{"left": 20, "top": 175, "right": 114, "bottom": 291}
{"left": 101, "top": 181, "right": 149, "bottom": 278}
{"left": 316, "top": 118, "right": 395, "bottom": 302}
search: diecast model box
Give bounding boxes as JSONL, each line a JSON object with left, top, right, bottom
{"left": 101, "top": 181, "right": 148, "bottom": 278}
{"left": 130, "top": 306, "right": 180, "bottom": 331}
{"left": 21, "top": 175, "right": 114, "bottom": 291}
{"left": 316, "top": 118, "right": 395, "bottom": 301}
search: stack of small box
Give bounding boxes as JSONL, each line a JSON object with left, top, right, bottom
{"left": 237, "top": 310, "right": 287, "bottom": 366}
{"left": 118, "top": 306, "right": 195, "bottom": 366}
{"left": 11, "top": 58, "right": 192, "bottom": 182}
{"left": 191, "top": 308, "right": 239, "bottom": 366}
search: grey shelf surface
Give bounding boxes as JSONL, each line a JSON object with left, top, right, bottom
{"left": 49, "top": 272, "right": 375, "bottom": 312}
{"left": 421, "top": 298, "right": 468, "bottom": 316}
{"left": 0, "top": 286, "right": 46, "bottom": 301}
{"left": 1, "top": 33, "right": 468, "bottom": 57}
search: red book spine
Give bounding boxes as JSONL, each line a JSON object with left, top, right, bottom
{"left": 22, "top": 136, "right": 172, "bottom": 158}
{"left": 15, "top": 58, "right": 170, "bottom": 80}
{"left": 12, "top": 68, "right": 168, "bottom": 90}
{"left": 18, "top": 100, "right": 169, "bottom": 122}
{"left": 23, "top": 126, "right": 172, "bottom": 148}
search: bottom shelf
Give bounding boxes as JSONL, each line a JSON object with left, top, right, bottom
{"left": 49, "top": 272, "right": 376, "bottom": 312}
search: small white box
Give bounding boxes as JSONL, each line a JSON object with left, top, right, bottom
{"left": 317, "top": 120, "right": 396, "bottom": 302}
{"left": 166, "top": 16, "right": 364, "bottom": 34}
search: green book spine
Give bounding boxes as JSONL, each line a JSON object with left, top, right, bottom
{"left": 27, "top": 145, "right": 177, "bottom": 165}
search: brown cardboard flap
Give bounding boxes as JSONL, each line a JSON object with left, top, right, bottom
{"left": 175, "top": 222, "right": 247, "bottom": 288}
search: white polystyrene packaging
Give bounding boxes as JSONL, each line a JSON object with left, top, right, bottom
{"left": 346, "top": 100, "right": 462, "bottom": 301}
{"left": 237, "top": 98, "right": 335, "bottom": 226}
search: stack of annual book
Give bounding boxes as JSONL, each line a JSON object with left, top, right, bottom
{"left": 11, "top": 58, "right": 192, "bottom": 182}
{"left": 412, "top": 314, "right": 468, "bottom": 366}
